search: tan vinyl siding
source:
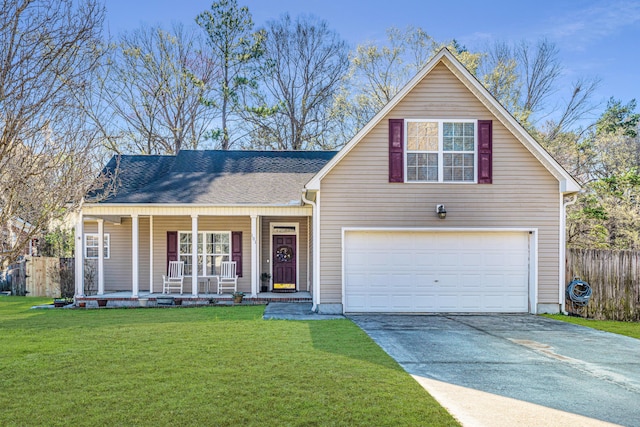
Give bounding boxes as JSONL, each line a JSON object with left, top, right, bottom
{"left": 85, "top": 219, "right": 139, "bottom": 291}
{"left": 319, "top": 62, "right": 561, "bottom": 305}
{"left": 261, "top": 217, "right": 310, "bottom": 291}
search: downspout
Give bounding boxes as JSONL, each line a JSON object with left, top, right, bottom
{"left": 560, "top": 194, "right": 578, "bottom": 315}
{"left": 306, "top": 216, "right": 310, "bottom": 291}
{"left": 301, "top": 190, "right": 319, "bottom": 312}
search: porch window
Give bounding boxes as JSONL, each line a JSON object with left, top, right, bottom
{"left": 84, "top": 233, "right": 110, "bottom": 259}
{"left": 178, "top": 232, "right": 231, "bottom": 276}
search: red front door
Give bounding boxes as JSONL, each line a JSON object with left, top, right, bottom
{"left": 272, "top": 235, "right": 296, "bottom": 292}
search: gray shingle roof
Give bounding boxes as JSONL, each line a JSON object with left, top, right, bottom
{"left": 90, "top": 150, "right": 337, "bottom": 205}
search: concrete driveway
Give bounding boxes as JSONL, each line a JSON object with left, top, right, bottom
{"left": 349, "top": 315, "right": 640, "bottom": 427}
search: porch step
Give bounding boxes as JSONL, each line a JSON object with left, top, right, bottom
{"left": 256, "top": 296, "right": 313, "bottom": 303}
{"left": 263, "top": 303, "right": 344, "bottom": 320}
{"left": 76, "top": 292, "right": 312, "bottom": 307}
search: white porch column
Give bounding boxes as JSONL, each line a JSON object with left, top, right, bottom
{"left": 97, "top": 219, "right": 105, "bottom": 295}
{"left": 149, "top": 216, "right": 154, "bottom": 293}
{"left": 74, "top": 213, "right": 84, "bottom": 297}
{"left": 191, "top": 214, "right": 198, "bottom": 297}
{"left": 251, "top": 214, "right": 258, "bottom": 297}
{"left": 132, "top": 214, "right": 139, "bottom": 298}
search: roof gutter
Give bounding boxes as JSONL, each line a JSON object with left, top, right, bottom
{"left": 80, "top": 202, "right": 307, "bottom": 208}
{"left": 301, "top": 190, "right": 320, "bottom": 312}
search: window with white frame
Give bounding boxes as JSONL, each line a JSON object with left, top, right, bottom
{"left": 84, "top": 233, "right": 110, "bottom": 259}
{"left": 178, "top": 232, "right": 230, "bottom": 276}
{"left": 406, "top": 120, "right": 476, "bottom": 183}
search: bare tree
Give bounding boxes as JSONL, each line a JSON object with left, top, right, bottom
{"left": 334, "top": 27, "right": 481, "bottom": 143}
{"left": 242, "top": 14, "right": 349, "bottom": 150}
{"left": 479, "top": 38, "right": 596, "bottom": 131}
{"left": 96, "top": 23, "right": 219, "bottom": 155}
{"left": 196, "top": 0, "right": 265, "bottom": 150}
{"left": 518, "top": 39, "right": 562, "bottom": 114}
{"left": 480, "top": 41, "right": 521, "bottom": 117}
{"left": 0, "top": 0, "right": 107, "bottom": 267}
{"left": 336, "top": 26, "right": 438, "bottom": 137}
{"left": 541, "top": 77, "right": 600, "bottom": 142}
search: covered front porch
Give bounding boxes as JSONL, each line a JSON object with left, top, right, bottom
{"left": 74, "top": 205, "right": 315, "bottom": 304}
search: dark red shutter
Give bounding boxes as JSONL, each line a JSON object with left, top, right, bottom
{"left": 389, "top": 119, "right": 404, "bottom": 182}
{"left": 477, "top": 120, "right": 493, "bottom": 184}
{"left": 231, "top": 231, "right": 242, "bottom": 277}
{"left": 167, "top": 231, "right": 178, "bottom": 271}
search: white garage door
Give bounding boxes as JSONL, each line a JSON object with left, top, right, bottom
{"left": 344, "top": 230, "right": 531, "bottom": 313}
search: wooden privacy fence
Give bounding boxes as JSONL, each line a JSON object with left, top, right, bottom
{"left": 4, "top": 257, "right": 74, "bottom": 298}
{"left": 566, "top": 248, "right": 640, "bottom": 321}
{"left": 25, "top": 256, "right": 61, "bottom": 297}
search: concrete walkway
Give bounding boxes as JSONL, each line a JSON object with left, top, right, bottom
{"left": 262, "top": 302, "right": 344, "bottom": 320}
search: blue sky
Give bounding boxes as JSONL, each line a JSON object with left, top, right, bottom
{"left": 103, "top": 0, "right": 640, "bottom": 121}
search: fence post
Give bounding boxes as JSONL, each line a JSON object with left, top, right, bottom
{"left": 9, "top": 259, "right": 27, "bottom": 296}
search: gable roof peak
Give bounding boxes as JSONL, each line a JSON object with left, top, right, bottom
{"left": 306, "top": 46, "right": 580, "bottom": 194}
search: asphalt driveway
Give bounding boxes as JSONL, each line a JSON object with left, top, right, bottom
{"left": 349, "top": 314, "right": 640, "bottom": 427}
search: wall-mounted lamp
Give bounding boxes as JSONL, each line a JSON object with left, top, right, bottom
{"left": 436, "top": 204, "right": 447, "bottom": 219}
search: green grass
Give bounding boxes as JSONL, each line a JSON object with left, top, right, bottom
{"left": 543, "top": 314, "right": 640, "bottom": 340}
{"left": 0, "top": 297, "right": 458, "bottom": 426}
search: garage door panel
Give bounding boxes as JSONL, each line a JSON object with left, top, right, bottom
{"left": 438, "top": 252, "right": 460, "bottom": 267}
{"left": 368, "top": 274, "right": 389, "bottom": 288}
{"left": 439, "top": 273, "right": 461, "bottom": 288}
{"left": 413, "top": 274, "right": 434, "bottom": 288}
{"left": 347, "top": 300, "right": 367, "bottom": 311}
{"left": 460, "top": 254, "right": 483, "bottom": 267}
{"left": 437, "top": 295, "right": 459, "bottom": 309}
{"left": 345, "top": 273, "right": 369, "bottom": 288}
{"left": 460, "top": 295, "right": 484, "bottom": 309}
{"left": 484, "top": 253, "right": 510, "bottom": 266}
{"left": 391, "top": 294, "right": 415, "bottom": 308}
{"left": 369, "top": 294, "right": 396, "bottom": 310}
{"left": 344, "top": 231, "right": 530, "bottom": 313}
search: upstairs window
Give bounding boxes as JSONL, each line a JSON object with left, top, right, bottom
{"left": 405, "top": 120, "right": 476, "bottom": 183}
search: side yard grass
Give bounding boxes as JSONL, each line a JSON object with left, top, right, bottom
{"left": 0, "top": 297, "right": 458, "bottom": 426}
{"left": 543, "top": 314, "right": 640, "bottom": 340}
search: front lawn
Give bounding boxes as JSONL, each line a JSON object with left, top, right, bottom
{"left": 543, "top": 314, "right": 640, "bottom": 340}
{"left": 0, "top": 297, "right": 458, "bottom": 426}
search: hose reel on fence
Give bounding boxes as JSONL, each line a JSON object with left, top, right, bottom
{"left": 566, "top": 277, "right": 592, "bottom": 307}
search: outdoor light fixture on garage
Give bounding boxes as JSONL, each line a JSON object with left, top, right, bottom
{"left": 436, "top": 204, "right": 447, "bottom": 219}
